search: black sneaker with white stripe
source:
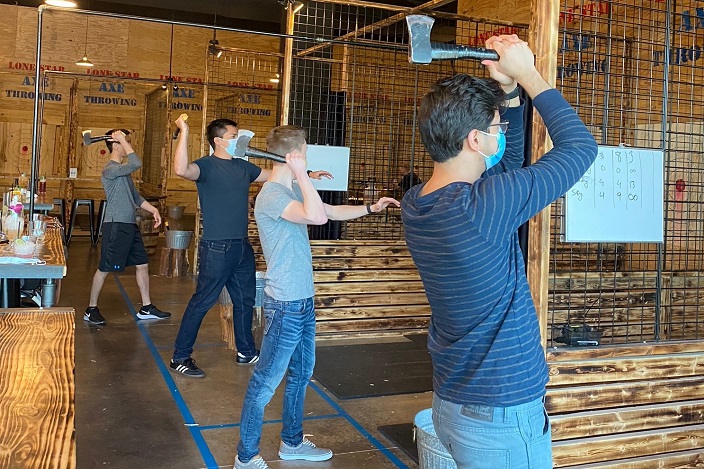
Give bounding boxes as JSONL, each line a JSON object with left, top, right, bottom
{"left": 137, "top": 304, "right": 171, "bottom": 320}
{"left": 169, "top": 357, "right": 205, "bottom": 378}
{"left": 84, "top": 306, "right": 107, "bottom": 325}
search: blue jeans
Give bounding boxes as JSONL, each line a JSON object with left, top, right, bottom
{"left": 173, "top": 238, "right": 257, "bottom": 361}
{"left": 432, "top": 394, "right": 552, "bottom": 469}
{"left": 237, "top": 294, "right": 316, "bottom": 462}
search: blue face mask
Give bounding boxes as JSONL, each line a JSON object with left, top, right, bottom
{"left": 222, "top": 137, "right": 238, "bottom": 157}
{"left": 478, "top": 129, "right": 506, "bottom": 171}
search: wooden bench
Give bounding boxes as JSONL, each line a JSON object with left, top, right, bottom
{"left": 218, "top": 239, "right": 430, "bottom": 349}
{"left": 0, "top": 308, "right": 75, "bottom": 469}
{"left": 546, "top": 341, "right": 704, "bottom": 467}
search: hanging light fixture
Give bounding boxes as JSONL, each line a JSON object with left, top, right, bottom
{"left": 164, "top": 23, "right": 177, "bottom": 90}
{"left": 208, "top": 3, "right": 223, "bottom": 58}
{"left": 76, "top": 16, "right": 94, "bottom": 67}
{"left": 278, "top": 0, "right": 305, "bottom": 13}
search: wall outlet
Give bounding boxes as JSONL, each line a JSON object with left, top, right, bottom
{"left": 69, "top": 168, "right": 77, "bottom": 179}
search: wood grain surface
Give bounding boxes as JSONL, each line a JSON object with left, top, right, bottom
{"left": 0, "top": 308, "right": 75, "bottom": 469}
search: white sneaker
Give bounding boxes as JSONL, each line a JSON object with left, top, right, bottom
{"left": 278, "top": 437, "right": 333, "bottom": 461}
{"left": 234, "top": 455, "right": 269, "bottom": 469}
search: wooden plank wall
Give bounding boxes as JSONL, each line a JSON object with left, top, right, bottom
{"left": 547, "top": 341, "right": 704, "bottom": 467}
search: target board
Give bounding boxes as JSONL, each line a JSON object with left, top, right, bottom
{"left": 0, "top": 123, "right": 58, "bottom": 177}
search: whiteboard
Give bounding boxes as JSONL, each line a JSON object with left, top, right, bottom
{"left": 564, "top": 145, "right": 664, "bottom": 242}
{"left": 305, "top": 144, "right": 350, "bottom": 192}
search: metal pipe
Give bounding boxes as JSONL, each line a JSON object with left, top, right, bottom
{"left": 29, "top": 5, "right": 47, "bottom": 218}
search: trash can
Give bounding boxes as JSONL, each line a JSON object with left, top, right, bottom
{"left": 414, "top": 409, "right": 457, "bottom": 469}
{"left": 167, "top": 205, "right": 185, "bottom": 220}
{"left": 165, "top": 230, "right": 193, "bottom": 249}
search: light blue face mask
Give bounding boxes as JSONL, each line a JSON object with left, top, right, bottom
{"left": 478, "top": 129, "right": 506, "bottom": 171}
{"left": 222, "top": 137, "right": 238, "bottom": 157}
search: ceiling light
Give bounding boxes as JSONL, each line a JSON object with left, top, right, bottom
{"left": 76, "top": 16, "right": 93, "bottom": 67}
{"left": 45, "top": 0, "right": 77, "bottom": 7}
{"left": 278, "top": 0, "right": 305, "bottom": 14}
{"left": 76, "top": 55, "right": 93, "bottom": 67}
{"left": 208, "top": 38, "right": 223, "bottom": 58}
{"left": 292, "top": 1, "right": 305, "bottom": 13}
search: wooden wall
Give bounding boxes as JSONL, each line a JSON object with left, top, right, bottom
{"left": 0, "top": 4, "right": 280, "bottom": 213}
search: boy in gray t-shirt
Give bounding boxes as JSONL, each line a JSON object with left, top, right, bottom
{"left": 234, "top": 126, "right": 399, "bottom": 469}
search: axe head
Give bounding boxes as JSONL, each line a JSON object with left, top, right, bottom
{"left": 232, "top": 130, "right": 255, "bottom": 159}
{"left": 82, "top": 130, "right": 111, "bottom": 146}
{"left": 406, "top": 15, "right": 435, "bottom": 64}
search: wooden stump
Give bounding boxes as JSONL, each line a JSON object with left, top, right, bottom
{"left": 158, "top": 248, "right": 190, "bottom": 277}
{"left": 218, "top": 288, "right": 236, "bottom": 350}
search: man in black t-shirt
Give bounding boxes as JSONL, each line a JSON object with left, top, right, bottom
{"left": 169, "top": 117, "right": 268, "bottom": 378}
{"left": 169, "top": 117, "right": 330, "bottom": 378}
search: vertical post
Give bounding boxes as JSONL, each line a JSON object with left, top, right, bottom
{"left": 279, "top": 8, "right": 295, "bottom": 126}
{"left": 527, "top": 0, "right": 559, "bottom": 349}
{"left": 29, "top": 5, "right": 47, "bottom": 218}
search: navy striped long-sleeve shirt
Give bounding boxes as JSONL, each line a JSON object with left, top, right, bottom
{"left": 402, "top": 89, "right": 598, "bottom": 406}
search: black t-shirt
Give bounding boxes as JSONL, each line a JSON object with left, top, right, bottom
{"left": 194, "top": 155, "right": 262, "bottom": 240}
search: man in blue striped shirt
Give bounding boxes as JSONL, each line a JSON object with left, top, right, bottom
{"left": 402, "top": 35, "right": 597, "bottom": 468}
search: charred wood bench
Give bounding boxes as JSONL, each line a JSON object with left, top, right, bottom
{"left": 0, "top": 308, "right": 75, "bottom": 469}
{"left": 218, "top": 238, "right": 430, "bottom": 349}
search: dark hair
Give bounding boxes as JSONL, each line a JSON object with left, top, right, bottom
{"left": 266, "top": 125, "right": 307, "bottom": 156}
{"left": 418, "top": 74, "right": 505, "bottom": 163}
{"left": 104, "top": 129, "right": 131, "bottom": 153}
{"left": 206, "top": 118, "right": 238, "bottom": 150}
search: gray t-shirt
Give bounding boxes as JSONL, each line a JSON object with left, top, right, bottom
{"left": 254, "top": 182, "right": 314, "bottom": 301}
{"left": 101, "top": 153, "right": 146, "bottom": 224}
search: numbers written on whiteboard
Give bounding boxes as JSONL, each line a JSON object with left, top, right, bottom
{"left": 571, "top": 148, "right": 644, "bottom": 211}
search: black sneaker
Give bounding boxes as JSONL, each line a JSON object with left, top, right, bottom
{"left": 84, "top": 306, "right": 106, "bottom": 325}
{"left": 169, "top": 358, "right": 205, "bottom": 378}
{"left": 236, "top": 350, "right": 260, "bottom": 366}
{"left": 137, "top": 304, "right": 171, "bottom": 320}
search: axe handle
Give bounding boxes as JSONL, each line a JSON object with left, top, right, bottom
{"left": 431, "top": 43, "right": 500, "bottom": 61}
{"left": 245, "top": 147, "right": 286, "bottom": 163}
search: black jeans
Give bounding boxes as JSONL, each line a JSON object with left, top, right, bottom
{"left": 173, "top": 238, "right": 257, "bottom": 360}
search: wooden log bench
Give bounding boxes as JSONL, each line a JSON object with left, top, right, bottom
{"left": 546, "top": 340, "right": 704, "bottom": 467}
{"left": 0, "top": 308, "right": 75, "bottom": 469}
{"left": 217, "top": 239, "right": 430, "bottom": 348}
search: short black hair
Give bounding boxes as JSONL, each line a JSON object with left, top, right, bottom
{"left": 418, "top": 74, "right": 505, "bottom": 163}
{"left": 104, "top": 129, "right": 131, "bottom": 153}
{"left": 207, "top": 118, "right": 238, "bottom": 150}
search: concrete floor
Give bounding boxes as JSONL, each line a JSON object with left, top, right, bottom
{"left": 58, "top": 235, "right": 431, "bottom": 469}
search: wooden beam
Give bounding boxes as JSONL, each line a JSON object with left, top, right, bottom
{"left": 550, "top": 399, "right": 704, "bottom": 441}
{"left": 552, "top": 424, "right": 704, "bottom": 467}
{"left": 280, "top": 8, "right": 294, "bottom": 125}
{"left": 560, "top": 448, "right": 704, "bottom": 469}
{"left": 546, "top": 376, "right": 704, "bottom": 413}
{"left": 548, "top": 353, "right": 704, "bottom": 387}
{"left": 527, "top": 0, "right": 559, "bottom": 349}
{"left": 296, "top": 0, "right": 456, "bottom": 57}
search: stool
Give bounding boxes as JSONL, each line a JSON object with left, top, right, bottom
{"left": 93, "top": 200, "right": 107, "bottom": 245}
{"left": 67, "top": 199, "right": 95, "bottom": 245}
{"left": 50, "top": 198, "right": 67, "bottom": 244}
{"left": 50, "top": 198, "right": 66, "bottom": 226}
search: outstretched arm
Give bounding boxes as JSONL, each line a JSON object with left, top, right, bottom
{"left": 325, "top": 197, "right": 400, "bottom": 221}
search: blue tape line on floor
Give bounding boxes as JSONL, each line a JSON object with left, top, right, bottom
{"left": 115, "top": 274, "right": 410, "bottom": 469}
{"left": 113, "top": 274, "right": 219, "bottom": 469}
{"left": 308, "top": 380, "right": 410, "bottom": 469}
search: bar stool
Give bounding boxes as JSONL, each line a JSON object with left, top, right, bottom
{"left": 67, "top": 199, "right": 95, "bottom": 245}
{"left": 51, "top": 198, "right": 67, "bottom": 226}
{"left": 93, "top": 200, "right": 107, "bottom": 245}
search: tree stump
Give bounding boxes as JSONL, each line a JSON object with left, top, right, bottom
{"left": 158, "top": 248, "right": 190, "bottom": 277}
